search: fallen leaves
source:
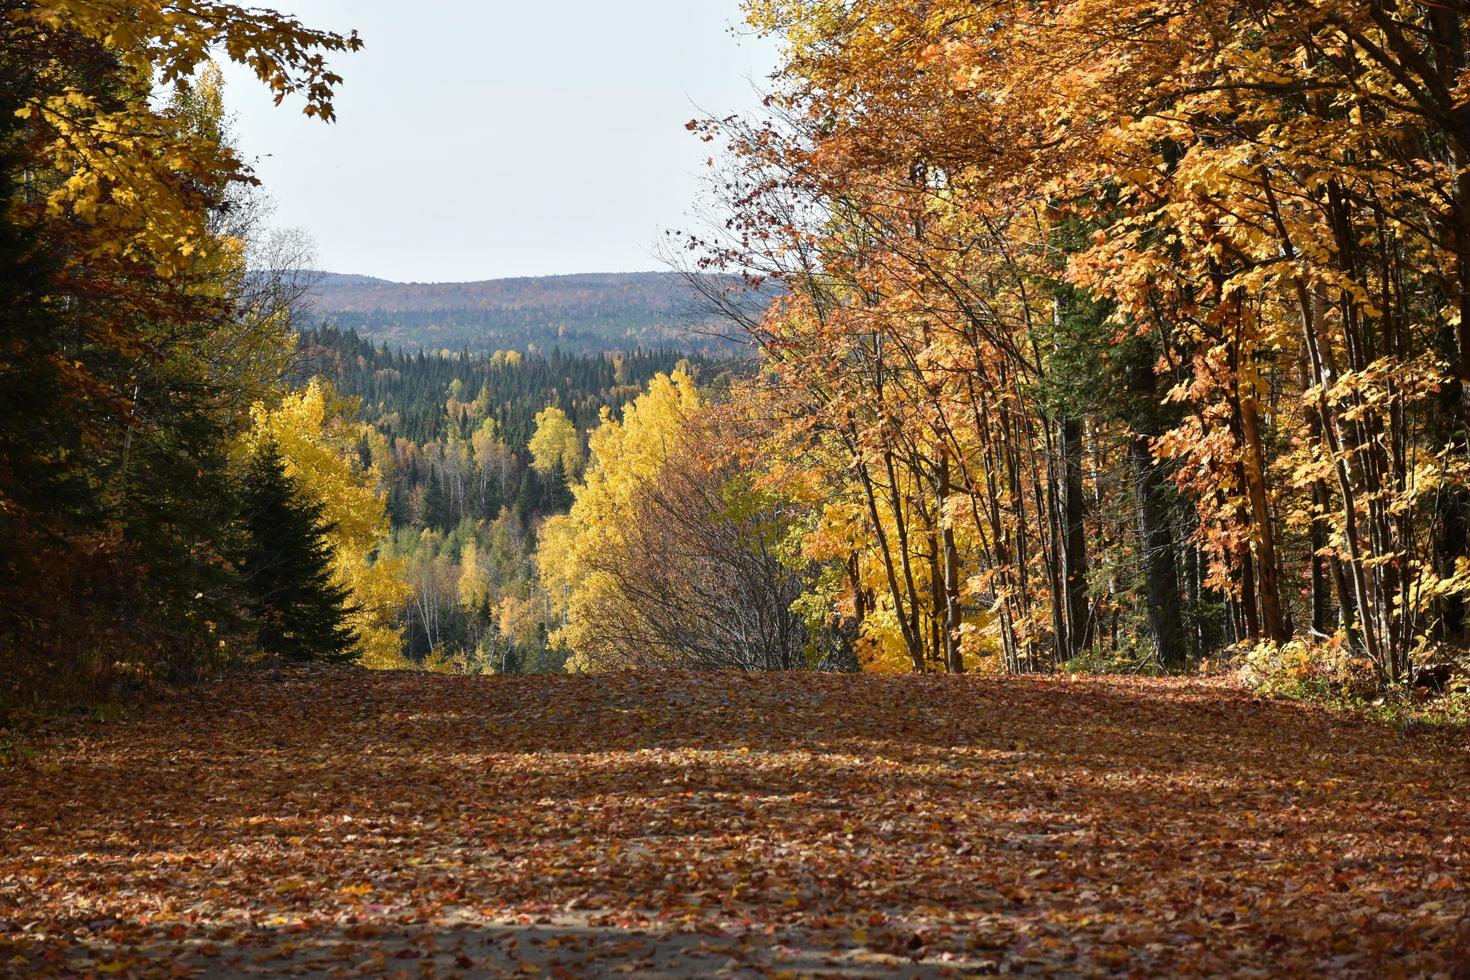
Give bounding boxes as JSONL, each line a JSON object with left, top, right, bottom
{"left": 1, "top": 667, "right": 1468, "bottom": 976}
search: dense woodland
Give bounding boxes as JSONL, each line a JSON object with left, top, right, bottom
{"left": 669, "top": 0, "right": 1470, "bottom": 694}
{"left": 537, "top": 0, "right": 1470, "bottom": 695}
{"left": 315, "top": 306, "right": 727, "bottom": 359}
{"left": 3, "top": 0, "right": 1470, "bottom": 712}
{"left": 301, "top": 328, "right": 706, "bottom": 673}
{"left": 300, "top": 327, "right": 697, "bottom": 446}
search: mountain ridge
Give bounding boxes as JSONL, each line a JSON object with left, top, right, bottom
{"left": 300, "top": 270, "right": 756, "bottom": 355}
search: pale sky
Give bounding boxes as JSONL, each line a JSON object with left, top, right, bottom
{"left": 219, "top": 1, "right": 774, "bottom": 283}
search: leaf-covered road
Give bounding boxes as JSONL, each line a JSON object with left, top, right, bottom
{"left": 3, "top": 668, "right": 1468, "bottom": 977}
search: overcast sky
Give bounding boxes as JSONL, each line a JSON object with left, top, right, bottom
{"left": 219, "top": 1, "right": 774, "bottom": 283}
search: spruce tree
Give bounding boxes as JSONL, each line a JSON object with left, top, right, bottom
{"left": 240, "top": 439, "right": 359, "bottom": 662}
{"left": 422, "top": 470, "right": 451, "bottom": 529}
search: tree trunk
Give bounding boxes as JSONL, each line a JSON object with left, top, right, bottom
{"left": 1310, "top": 479, "right": 1333, "bottom": 636}
{"left": 1239, "top": 392, "right": 1288, "bottom": 642}
{"left": 1059, "top": 416, "right": 1091, "bottom": 657}
{"left": 1129, "top": 433, "right": 1187, "bottom": 670}
{"left": 936, "top": 452, "right": 964, "bottom": 674}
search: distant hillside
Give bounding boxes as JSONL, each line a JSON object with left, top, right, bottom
{"left": 301, "top": 271, "right": 760, "bottom": 356}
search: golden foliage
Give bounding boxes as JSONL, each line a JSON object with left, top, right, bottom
{"left": 243, "top": 380, "right": 410, "bottom": 669}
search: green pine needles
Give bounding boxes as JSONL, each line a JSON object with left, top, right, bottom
{"left": 240, "top": 439, "right": 359, "bottom": 663}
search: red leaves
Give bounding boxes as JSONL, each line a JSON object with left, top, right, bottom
{"left": 1, "top": 667, "right": 1468, "bottom": 976}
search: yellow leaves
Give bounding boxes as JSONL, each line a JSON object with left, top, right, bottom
{"left": 19, "top": 1, "right": 361, "bottom": 114}
{"left": 8, "top": 1, "right": 356, "bottom": 279}
{"left": 528, "top": 406, "right": 582, "bottom": 478}
{"left": 538, "top": 370, "right": 705, "bottom": 666}
{"left": 245, "top": 379, "right": 410, "bottom": 664}
{"left": 18, "top": 87, "right": 238, "bottom": 274}
{"left": 457, "top": 538, "right": 490, "bottom": 613}
{"left": 497, "top": 594, "right": 544, "bottom": 650}
{"left": 248, "top": 381, "right": 379, "bottom": 554}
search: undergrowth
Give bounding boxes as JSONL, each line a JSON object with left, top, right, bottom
{"left": 1059, "top": 641, "right": 1166, "bottom": 676}
{"left": 1240, "top": 638, "right": 1469, "bottom": 734}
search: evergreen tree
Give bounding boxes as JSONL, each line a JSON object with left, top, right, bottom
{"left": 513, "top": 468, "right": 543, "bottom": 525}
{"left": 422, "top": 470, "right": 451, "bottom": 530}
{"left": 240, "top": 439, "right": 359, "bottom": 663}
{"left": 546, "top": 461, "right": 574, "bottom": 513}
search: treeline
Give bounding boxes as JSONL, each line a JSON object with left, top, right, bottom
{"left": 302, "top": 270, "right": 764, "bottom": 357}
{"left": 314, "top": 307, "right": 738, "bottom": 358}
{"left": 659, "top": 0, "right": 1470, "bottom": 687}
{"left": 300, "top": 327, "right": 696, "bottom": 445}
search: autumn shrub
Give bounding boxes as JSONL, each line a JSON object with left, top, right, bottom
{"left": 1238, "top": 638, "right": 1470, "bottom": 736}
{"left": 1240, "top": 638, "right": 1379, "bottom": 703}
{"left": 421, "top": 647, "right": 461, "bottom": 674}
{"left": 1413, "top": 676, "right": 1470, "bottom": 728}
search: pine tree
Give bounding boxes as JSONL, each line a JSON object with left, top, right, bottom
{"left": 421, "top": 470, "right": 451, "bottom": 530}
{"left": 513, "top": 468, "right": 542, "bottom": 524}
{"left": 240, "top": 439, "right": 359, "bottom": 663}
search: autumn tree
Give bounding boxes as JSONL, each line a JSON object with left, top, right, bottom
{"left": 686, "top": 0, "right": 1470, "bottom": 684}
{"left": 244, "top": 379, "right": 410, "bottom": 669}
{"left": 0, "top": 0, "right": 359, "bottom": 703}
{"left": 529, "top": 406, "right": 583, "bottom": 480}
{"left": 540, "top": 371, "right": 823, "bottom": 671}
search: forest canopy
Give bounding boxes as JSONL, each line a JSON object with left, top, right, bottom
{"left": 5, "top": 0, "right": 1470, "bottom": 708}
{"left": 671, "top": 0, "right": 1470, "bottom": 692}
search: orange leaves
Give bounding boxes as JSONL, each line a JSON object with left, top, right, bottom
{"left": 707, "top": 1, "right": 1470, "bottom": 672}
{"left": 3, "top": 667, "right": 1470, "bottom": 975}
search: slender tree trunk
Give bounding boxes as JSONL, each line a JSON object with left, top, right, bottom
{"left": 853, "top": 444, "right": 925, "bottom": 672}
{"left": 1262, "top": 170, "right": 1385, "bottom": 665}
{"left": 1059, "top": 416, "right": 1091, "bottom": 656}
{"left": 1129, "top": 433, "right": 1187, "bottom": 669}
{"left": 1238, "top": 533, "right": 1261, "bottom": 643}
{"left": 1309, "top": 479, "right": 1333, "bottom": 636}
{"left": 936, "top": 452, "right": 964, "bottom": 673}
{"left": 883, "top": 449, "right": 928, "bottom": 671}
{"left": 1239, "top": 391, "right": 1288, "bottom": 642}
{"left": 1438, "top": 118, "right": 1470, "bottom": 647}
